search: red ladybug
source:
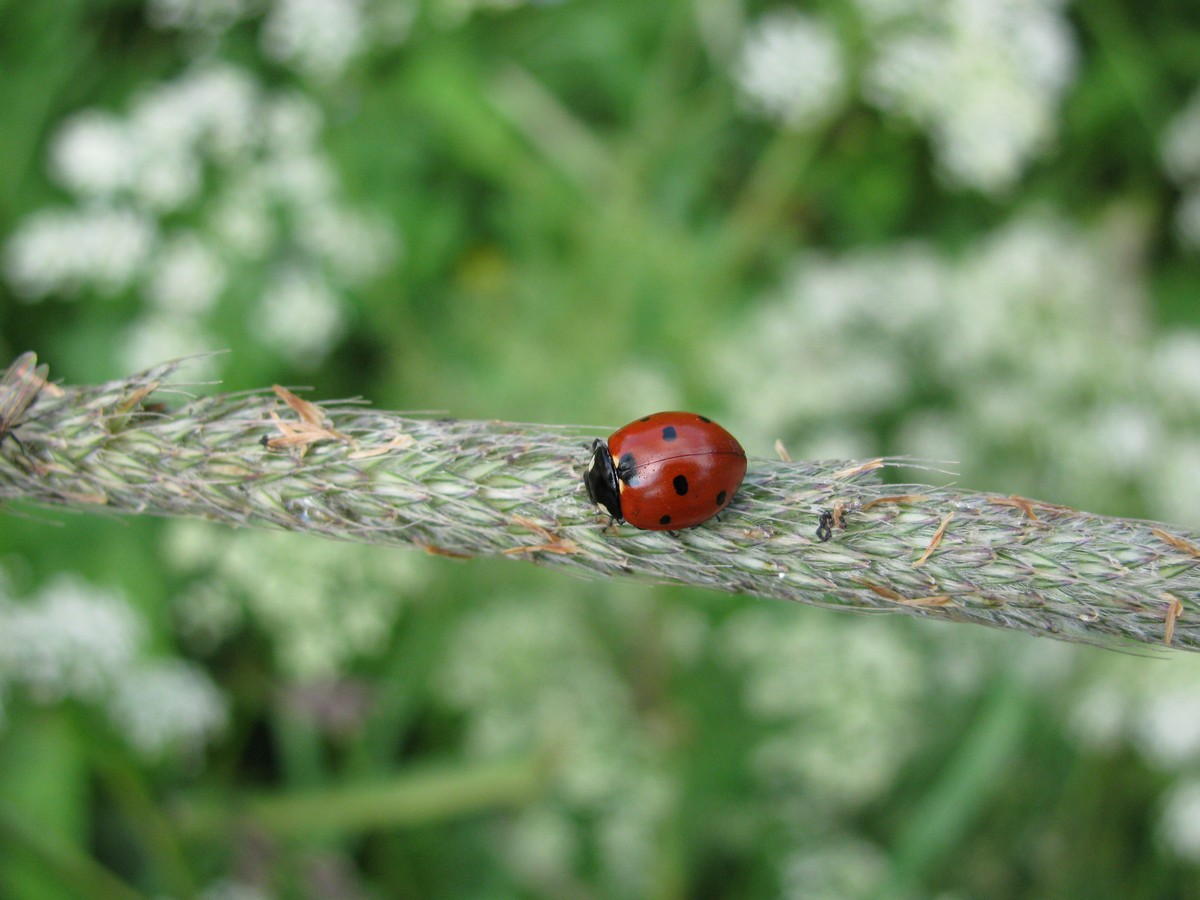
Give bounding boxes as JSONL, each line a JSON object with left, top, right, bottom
{"left": 585, "top": 412, "right": 747, "bottom": 530}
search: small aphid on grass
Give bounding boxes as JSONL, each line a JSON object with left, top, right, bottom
{"left": 815, "top": 500, "right": 849, "bottom": 542}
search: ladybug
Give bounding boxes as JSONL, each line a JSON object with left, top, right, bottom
{"left": 584, "top": 412, "right": 747, "bottom": 531}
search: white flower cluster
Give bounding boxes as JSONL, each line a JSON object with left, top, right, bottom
{"left": 147, "top": 0, "right": 559, "bottom": 76}
{"left": 0, "top": 574, "right": 226, "bottom": 758}
{"left": 1162, "top": 780, "right": 1200, "bottom": 863}
{"left": 734, "top": 0, "right": 1078, "bottom": 193}
{"left": 434, "top": 591, "right": 675, "bottom": 896}
{"left": 864, "top": 0, "right": 1077, "bottom": 193}
{"left": 147, "top": 0, "right": 253, "bottom": 34}
{"left": 717, "top": 214, "right": 1200, "bottom": 527}
{"left": 3, "top": 63, "right": 398, "bottom": 372}
{"left": 780, "top": 837, "right": 890, "bottom": 900}
{"left": 1068, "top": 652, "right": 1200, "bottom": 862}
{"left": 719, "top": 607, "right": 925, "bottom": 805}
{"left": 1161, "top": 90, "right": 1200, "bottom": 251}
{"left": 260, "top": 0, "right": 374, "bottom": 82}
{"left": 167, "top": 521, "right": 427, "bottom": 677}
{"left": 107, "top": 660, "right": 228, "bottom": 758}
{"left": 733, "top": 11, "right": 846, "bottom": 130}
{"left": 148, "top": 0, "right": 409, "bottom": 81}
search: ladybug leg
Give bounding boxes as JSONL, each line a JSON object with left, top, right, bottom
{"left": 599, "top": 513, "right": 623, "bottom": 532}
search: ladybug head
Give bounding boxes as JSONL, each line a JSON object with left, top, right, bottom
{"left": 584, "top": 438, "right": 622, "bottom": 521}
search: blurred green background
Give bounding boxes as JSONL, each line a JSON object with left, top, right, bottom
{"left": 3, "top": 0, "right": 1200, "bottom": 897}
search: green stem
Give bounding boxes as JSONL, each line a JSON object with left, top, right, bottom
{"left": 0, "top": 800, "right": 145, "bottom": 900}
{"left": 723, "top": 127, "right": 820, "bottom": 266}
{"left": 92, "top": 746, "right": 196, "bottom": 898}
{"left": 175, "top": 752, "right": 552, "bottom": 839}
{"left": 884, "top": 678, "right": 1030, "bottom": 896}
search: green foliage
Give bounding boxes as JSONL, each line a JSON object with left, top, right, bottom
{"left": 3, "top": 0, "right": 1200, "bottom": 897}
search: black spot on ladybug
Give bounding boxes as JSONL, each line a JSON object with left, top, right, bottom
{"left": 673, "top": 474, "right": 689, "bottom": 496}
{"left": 698, "top": 415, "right": 711, "bottom": 422}
{"left": 659, "top": 514, "right": 671, "bottom": 525}
{"left": 661, "top": 425, "right": 677, "bottom": 441}
{"left": 638, "top": 415, "right": 651, "bottom": 422}
{"left": 716, "top": 490, "right": 727, "bottom": 506}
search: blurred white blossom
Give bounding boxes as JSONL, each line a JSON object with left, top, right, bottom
{"left": 120, "top": 313, "right": 221, "bottom": 378}
{"left": 253, "top": 265, "right": 347, "bottom": 367}
{"left": 50, "top": 111, "right": 137, "bottom": 197}
{"left": 1135, "top": 688, "right": 1200, "bottom": 769}
{"left": 720, "top": 608, "right": 924, "bottom": 805}
{"left": 208, "top": 177, "right": 277, "bottom": 259}
{"left": 147, "top": 0, "right": 253, "bottom": 33}
{"left": 716, "top": 214, "right": 1200, "bottom": 522}
{"left": 167, "top": 521, "right": 426, "bottom": 677}
{"left": 146, "top": 233, "right": 227, "bottom": 314}
{"left": 864, "top": 0, "right": 1077, "bottom": 193}
{"left": 5, "top": 206, "right": 156, "bottom": 300}
{"left": 736, "top": 0, "right": 1077, "bottom": 193}
{"left": 851, "top": 0, "right": 934, "bottom": 27}
{"left": 782, "top": 838, "right": 890, "bottom": 900}
{"left": 150, "top": 0, "right": 416, "bottom": 78}
{"left": 1146, "top": 438, "right": 1200, "bottom": 529}
{"left": 1161, "top": 91, "right": 1200, "bottom": 185}
{"left": 435, "top": 592, "right": 674, "bottom": 895}
{"left": 1173, "top": 188, "right": 1200, "bottom": 251}
{"left": 261, "top": 0, "right": 367, "bottom": 82}
{"left": 734, "top": 11, "right": 847, "bottom": 130}
{"left": 3, "top": 62, "right": 399, "bottom": 372}
{"left": 297, "top": 206, "right": 397, "bottom": 282}
{"left": 1070, "top": 653, "right": 1200, "bottom": 769}
{"left": 107, "top": 659, "right": 228, "bottom": 757}
{"left": 1160, "top": 780, "right": 1200, "bottom": 863}
{"left": 0, "top": 574, "right": 226, "bottom": 758}
{"left": 0, "top": 576, "right": 141, "bottom": 702}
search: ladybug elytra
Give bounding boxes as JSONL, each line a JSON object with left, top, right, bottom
{"left": 584, "top": 412, "right": 747, "bottom": 530}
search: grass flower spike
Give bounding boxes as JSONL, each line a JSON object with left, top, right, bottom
{"left": 1, "top": 353, "right": 1198, "bottom": 652}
